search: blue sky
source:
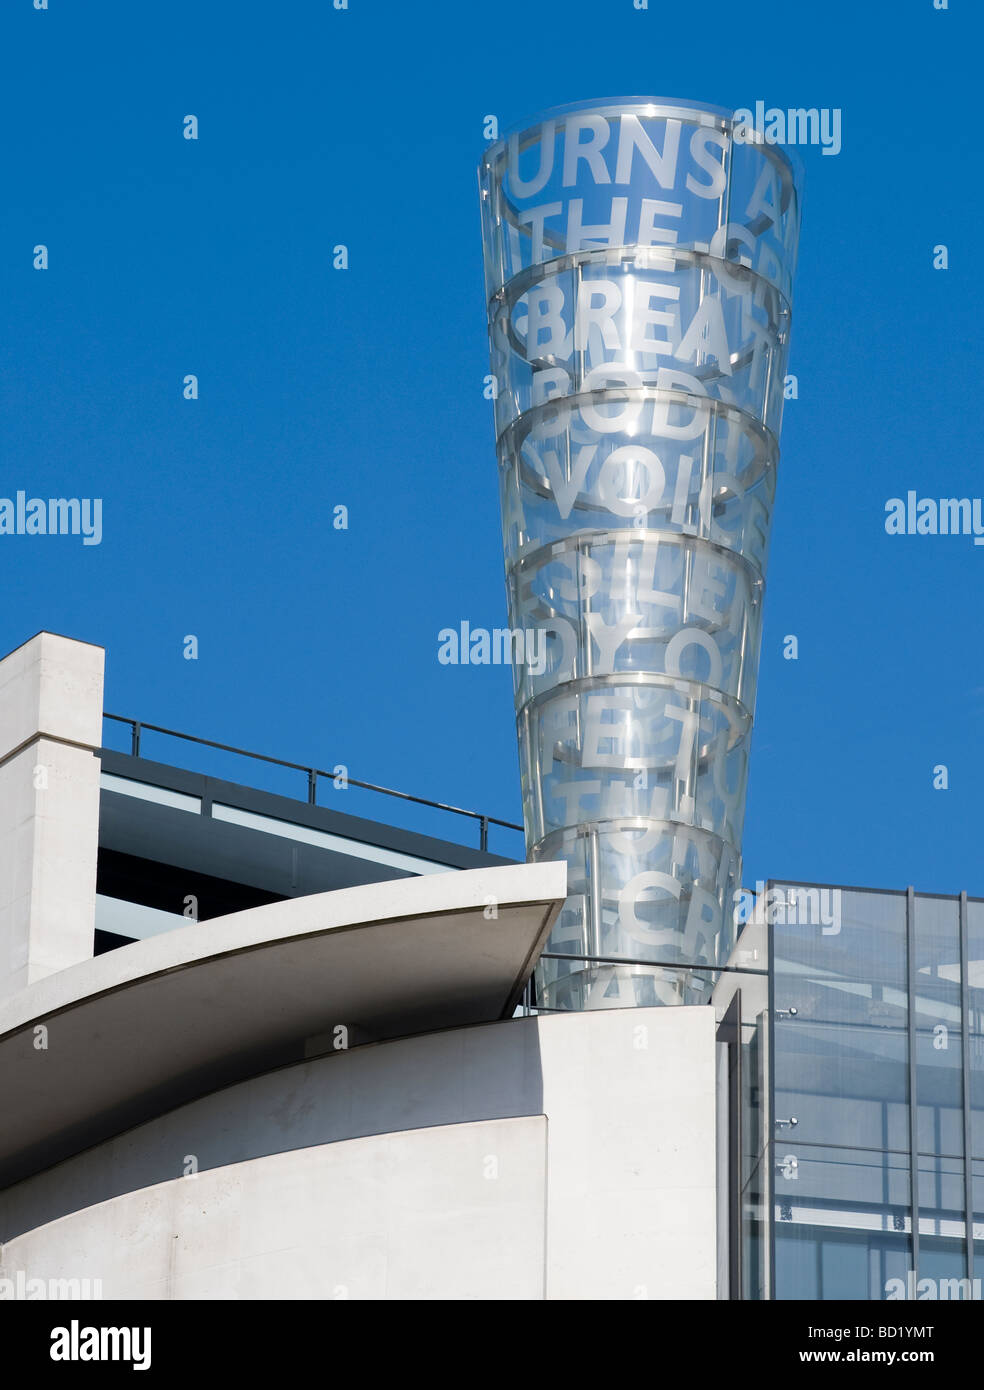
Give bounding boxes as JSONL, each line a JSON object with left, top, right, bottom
{"left": 2, "top": 0, "right": 980, "bottom": 894}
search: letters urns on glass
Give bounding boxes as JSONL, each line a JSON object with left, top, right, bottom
{"left": 479, "top": 99, "right": 801, "bottom": 1009}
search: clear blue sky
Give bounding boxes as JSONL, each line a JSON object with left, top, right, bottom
{"left": 2, "top": 0, "right": 979, "bottom": 894}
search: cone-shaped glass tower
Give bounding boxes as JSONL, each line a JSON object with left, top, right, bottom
{"left": 479, "top": 98, "right": 801, "bottom": 1009}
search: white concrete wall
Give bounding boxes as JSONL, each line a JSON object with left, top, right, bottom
{"left": 0, "top": 634, "right": 103, "bottom": 998}
{"left": 2, "top": 1119, "right": 547, "bottom": 1300}
{"left": 0, "top": 1007, "right": 720, "bottom": 1300}
{"left": 542, "top": 1004, "right": 718, "bottom": 1299}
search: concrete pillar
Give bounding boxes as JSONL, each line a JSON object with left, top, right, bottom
{"left": 0, "top": 632, "right": 104, "bottom": 998}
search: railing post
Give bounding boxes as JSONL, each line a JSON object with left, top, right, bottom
{"left": 480, "top": 816, "right": 489, "bottom": 852}
{"left": 131, "top": 721, "right": 141, "bottom": 758}
{"left": 307, "top": 769, "right": 317, "bottom": 805}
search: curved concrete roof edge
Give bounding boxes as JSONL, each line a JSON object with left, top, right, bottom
{"left": 0, "top": 860, "right": 567, "bottom": 1035}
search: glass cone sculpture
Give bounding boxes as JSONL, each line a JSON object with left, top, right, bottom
{"left": 479, "top": 98, "right": 801, "bottom": 1008}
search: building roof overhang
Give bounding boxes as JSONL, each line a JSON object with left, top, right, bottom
{"left": 0, "top": 861, "right": 566, "bottom": 1190}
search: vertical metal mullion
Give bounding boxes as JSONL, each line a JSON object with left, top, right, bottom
{"left": 732, "top": 1004, "right": 743, "bottom": 1300}
{"left": 960, "top": 890, "right": 974, "bottom": 1281}
{"left": 717, "top": 991, "right": 743, "bottom": 1299}
{"left": 588, "top": 830, "right": 603, "bottom": 961}
{"left": 906, "top": 885, "right": 920, "bottom": 1282}
{"left": 767, "top": 889, "right": 776, "bottom": 1300}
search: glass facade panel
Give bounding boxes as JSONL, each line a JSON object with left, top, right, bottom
{"left": 918, "top": 1240, "right": 975, "bottom": 1297}
{"left": 773, "top": 887, "right": 909, "bottom": 1153}
{"left": 914, "top": 896, "right": 963, "bottom": 1156}
{"left": 972, "top": 1162, "right": 984, "bottom": 1283}
{"left": 966, "top": 901, "right": 984, "bottom": 1158}
{"left": 774, "top": 1145, "right": 911, "bottom": 1301}
{"left": 918, "top": 1154, "right": 966, "bottom": 1289}
{"left": 742, "top": 1155, "right": 768, "bottom": 1301}
{"left": 774, "top": 1021, "right": 909, "bottom": 1152}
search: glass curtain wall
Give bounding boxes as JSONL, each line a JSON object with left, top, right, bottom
{"left": 771, "top": 883, "right": 982, "bottom": 1300}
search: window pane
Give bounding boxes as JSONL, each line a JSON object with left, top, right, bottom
{"left": 966, "top": 901, "right": 984, "bottom": 1157}
{"left": 774, "top": 887, "right": 910, "bottom": 1151}
{"left": 914, "top": 896, "right": 964, "bottom": 1155}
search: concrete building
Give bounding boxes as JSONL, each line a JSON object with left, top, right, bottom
{"left": 0, "top": 632, "right": 761, "bottom": 1301}
{"left": 5, "top": 632, "right": 972, "bottom": 1301}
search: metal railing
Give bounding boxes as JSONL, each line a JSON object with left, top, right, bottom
{"left": 103, "top": 714, "right": 524, "bottom": 852}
